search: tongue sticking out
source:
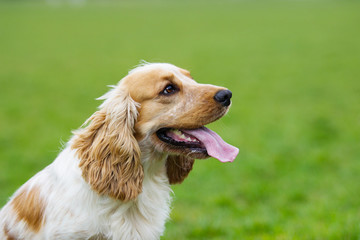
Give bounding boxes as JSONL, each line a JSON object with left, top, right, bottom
{"left": 182, "top": 127, "right": 239, "bottom": 162}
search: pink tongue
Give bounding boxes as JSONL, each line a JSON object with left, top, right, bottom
{"left": 182, "top": 127, "right": 239, "bottom": 162}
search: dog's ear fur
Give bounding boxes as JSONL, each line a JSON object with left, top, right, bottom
{"left": 166, "top": 155, "right": 195, "bottom": 184}
{"left": 72, "top": 89, "right": 143, "bottom": 201}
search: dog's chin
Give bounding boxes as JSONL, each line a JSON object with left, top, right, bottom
{"left": 152, "top": 128, "right": 210, "bottom": 159}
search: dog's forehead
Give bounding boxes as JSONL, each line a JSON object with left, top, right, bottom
{"left": 129, "top": 63, "right": 195, "bottom": 84}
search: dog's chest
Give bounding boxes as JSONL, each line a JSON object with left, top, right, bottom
{"left": 101, "top": 167, "right": 172, "bottom": 240}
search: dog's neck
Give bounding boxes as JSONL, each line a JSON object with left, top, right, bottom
{"left": 139, "top": 140, "right": 169, "bottom": 180}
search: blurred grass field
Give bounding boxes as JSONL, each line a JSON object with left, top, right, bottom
{"left": 1, "top": 0, "right": 360, "bottom": 239}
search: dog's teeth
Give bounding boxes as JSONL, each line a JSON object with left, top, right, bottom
{"left": 170, "top": 129, "right": 199, "bottom": 143}
{"left": 173, "top": 129, "right": 181, "bottom": 135}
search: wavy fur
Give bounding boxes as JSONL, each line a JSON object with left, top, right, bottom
{"left": 72, "top": 90, "right": 143, "bottom": 201}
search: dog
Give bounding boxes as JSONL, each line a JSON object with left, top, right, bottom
{"left": 0, "top": 63, "right": 239, "bottom": 240}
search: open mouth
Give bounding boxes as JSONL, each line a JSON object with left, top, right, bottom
{"left": 156, "top": 127, "right": 239, "bottom": 162}
{"left": 156, "top": 128, "right": 207, "bottom": 153}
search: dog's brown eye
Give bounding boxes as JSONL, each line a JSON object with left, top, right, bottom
{"left": 162, "top": 84, "right": 177, "bottom": 95}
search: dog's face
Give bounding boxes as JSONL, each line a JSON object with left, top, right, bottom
{"left": 121, "top": 63, "right": 232, "bottom": 159}
{"left": 72, "top": 63, "right": 238, "bottom": 201}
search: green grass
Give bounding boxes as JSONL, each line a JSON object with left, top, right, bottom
{"left": 1, "top": 0, "right": 360, "bottom": 239}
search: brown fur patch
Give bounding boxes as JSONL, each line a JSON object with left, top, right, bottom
{"left": 166, "top": 155, "right": 195, "bottom": 184}
{"left": 11, "top": 186, "right": 45, "bottom": 233}
{"left": 72, "top": 93, "right": 144, "bottom": 202}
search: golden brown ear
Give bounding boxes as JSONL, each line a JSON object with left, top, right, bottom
{"left": 166, "top": 155, "right": 195, "bottom": 184}
{"left": 71, "top": 90, "right": 143, "bottom": 201}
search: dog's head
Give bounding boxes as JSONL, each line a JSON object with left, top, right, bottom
{"left": 72, "top": 63, "right": 238, "bottom": 201}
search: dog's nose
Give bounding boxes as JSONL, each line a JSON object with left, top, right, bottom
{"left": 214, "top": 90, "right": 232, "bottom": 107}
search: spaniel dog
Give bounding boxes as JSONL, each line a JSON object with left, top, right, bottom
{"left": 0, "top": 63, "right": 238, "bottom": 240}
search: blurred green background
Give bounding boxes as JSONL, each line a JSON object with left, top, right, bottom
{"left": 1, "top": 0, "right": 360, "bottom": 239}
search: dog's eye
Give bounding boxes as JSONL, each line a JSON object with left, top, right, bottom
{"left": 162, "top": 84, "right": 177, "bottom": 95}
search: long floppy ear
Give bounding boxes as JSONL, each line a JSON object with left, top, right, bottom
{"left": 166, "top": 155, "right": 195, "bottom": 184}
{"left": 71, "top": 89, "right": 143, "bottom": 201}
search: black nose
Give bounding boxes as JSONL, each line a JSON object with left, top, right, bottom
{"left": 214, "top": 90, "right": 232, "bottom": 107}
